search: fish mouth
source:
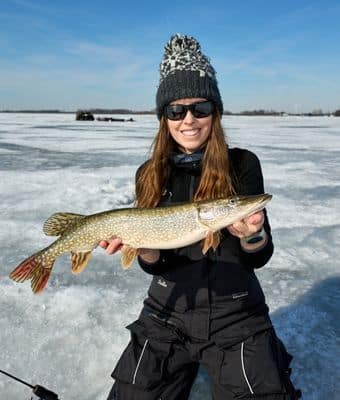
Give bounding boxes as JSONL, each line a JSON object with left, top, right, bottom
{"left": 241, "top": 193, "right": 272, "bottom": 203}
{"left": 231, "top": 193, "right": 272, "bottom": 215}
{"left": 244, "top": 193, "right": 272, "bottom": 214}
{"left": 257, "top": 193, "right": 272, "bottom": 206}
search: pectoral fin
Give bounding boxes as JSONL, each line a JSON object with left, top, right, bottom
{"left": 202, "top": 231, "right": 220, "bottom": 254}
{"left": 121, "top": 246, "right": 139, "bottom": 269}
{"left": 71, "top": 251, "right": 92, "bottom": 274}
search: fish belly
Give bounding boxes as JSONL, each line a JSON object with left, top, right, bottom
{"left": 139, "top": 227, "right": 207, "bottom": 249}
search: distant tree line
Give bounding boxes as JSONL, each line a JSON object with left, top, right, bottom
{"left": 85, "top": 108, "right": 155, "bottom": 115}
{"left": 0, "top": 109, "right": 72, "bottom": 113}
{"left": 224, "top": 109, "right": 340, "bottom": 116}
{"left": 227, "top": 109, "right": 283, "bottom": 116}
{"left": 1, "top": 108, "right": 340, "bottom": 116}
{"left": 72, "top": 108, "right": 340, "bottom": 117}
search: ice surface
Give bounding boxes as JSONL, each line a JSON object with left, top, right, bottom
{"left": 0, "top": 113, "right": 339, "bottom": 399}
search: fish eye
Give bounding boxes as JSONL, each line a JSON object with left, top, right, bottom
{"left": 228, "top": 197, "right": 239, "bottom": 208}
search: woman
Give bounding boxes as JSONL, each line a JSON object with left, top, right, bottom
{"left": 102, "top": 34, "right": 301, "bottom": 400}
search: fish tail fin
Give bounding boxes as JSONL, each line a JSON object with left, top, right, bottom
{"left": 9, "top": 250, "right": 55, "bottom": 294}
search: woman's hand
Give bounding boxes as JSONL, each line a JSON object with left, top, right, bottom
{"left": 99, "top": 238, "right": 123, "bottom": 254}
{"left": 227, "top": 211, "right": 267, "bottom": 252}
{"left": 227, "top": 211, "right": 264, "bottom": 238}
{"left": 99, "top": 238, "right": 160, "bottom": 264}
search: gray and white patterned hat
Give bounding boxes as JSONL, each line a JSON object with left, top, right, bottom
{"left": 156, "top": 34, "right": 223, "bottom": 119}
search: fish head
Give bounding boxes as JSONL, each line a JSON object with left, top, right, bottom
{"left": 197, "top": 193, "right": 272, "bottom": 231}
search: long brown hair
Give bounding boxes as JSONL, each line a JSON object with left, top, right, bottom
{"left": 135, "top": 111, "right": 235, "bottom": 207}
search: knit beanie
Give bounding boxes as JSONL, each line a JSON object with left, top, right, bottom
{"left": 156, "top": 34, "right": 223, "bottom": 120}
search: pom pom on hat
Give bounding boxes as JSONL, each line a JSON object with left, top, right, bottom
{"left": 160, "top": 34, "right": 216, "bottom": 81}
{"left": 156, "top": 34, "right": 223, "bottom": 119}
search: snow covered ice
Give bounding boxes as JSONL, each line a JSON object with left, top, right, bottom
{"left": 0, "top": 113, "right": 339, "bottom": 399}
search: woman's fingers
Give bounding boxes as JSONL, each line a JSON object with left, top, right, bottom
{"left": 227, "top": 211, "right": 265, "bottom": 238}
{"left": 244, "top": 211, "right": 264, "bottom": 226}
{"left": 99, "top": 238, "right": 123, "bottom": 254}
{"left": 99, "top": 240, "right": 108, "bottom": 249}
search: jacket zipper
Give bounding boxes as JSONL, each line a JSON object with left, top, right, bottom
{"left": 189, "top": 174, "right": 195, "bottom": 200}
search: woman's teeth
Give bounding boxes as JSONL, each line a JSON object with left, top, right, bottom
{"left": 181, "top": 129, "right": 199, "bottom": 136}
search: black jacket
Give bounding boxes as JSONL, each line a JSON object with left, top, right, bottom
{"left": 137, "top": 148, "right": 274, "bottom": 344}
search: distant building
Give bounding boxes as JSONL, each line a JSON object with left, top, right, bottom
{"left": 75, "top": 110, "right": 95, "bottom": 121}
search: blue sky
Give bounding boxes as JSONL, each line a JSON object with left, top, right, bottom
{"left": 1, "top": 0, "right": 339, "bottom": 112}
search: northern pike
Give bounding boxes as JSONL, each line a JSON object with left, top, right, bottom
{"left": 9, "top": 193, "right": 272, "bottom": 294}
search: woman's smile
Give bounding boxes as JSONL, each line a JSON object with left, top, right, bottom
{"left": 180, "top": 128, "right": 200, "bottom": 136}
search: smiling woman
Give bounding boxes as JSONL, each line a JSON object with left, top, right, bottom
{"left": 102, "top": 34, "right": 302, "bottom": 400}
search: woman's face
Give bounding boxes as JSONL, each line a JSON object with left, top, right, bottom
{"left": 166, "top": 97, "right": 213, "bottom": 154}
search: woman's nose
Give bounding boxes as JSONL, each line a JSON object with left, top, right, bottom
{"left": 183, "top": 110, "right": 195, "bottom": 123}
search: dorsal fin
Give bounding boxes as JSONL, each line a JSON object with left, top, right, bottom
{"left": 43, "top": 212, "right": 84, "bottom": 236}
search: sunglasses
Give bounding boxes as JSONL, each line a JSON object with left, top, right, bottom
{"left": 164, "top": 100, "right": 214, "bottom": 121}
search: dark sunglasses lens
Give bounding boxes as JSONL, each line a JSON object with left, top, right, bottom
{"left": 192, "top": 101, "right": 214, "bottom": 118}
{"left": 165, "top": 101, "right": 214, "bottom": 120}
{"left": 165, "top": 105, "right": 185, "bottom": 120}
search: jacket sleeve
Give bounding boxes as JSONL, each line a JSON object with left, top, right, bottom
{"left": 234, "top": 149, "right": 274, "bottom": 269}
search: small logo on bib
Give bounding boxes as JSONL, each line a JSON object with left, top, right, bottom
{"left": 157, "top": 278, "right": 168, "bottom": 288}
